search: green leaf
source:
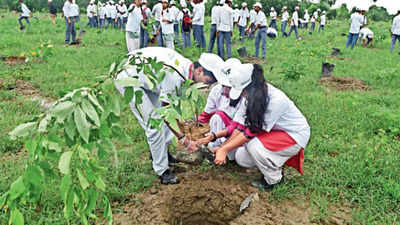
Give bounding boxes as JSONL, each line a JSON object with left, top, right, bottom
{"left": 24, "top": 165, "right": 43, "bottom": 187}
{"left": 59, "top": 151, "right": 73, "bottom": 174}
{"left": 61, "top": 174, "right": 72, "bottom": 202}
{"left": 9, "top": 208, "right": 24, "bottom": 225}
{"left": 109, "top": 62, "right": 116, "bottom": 75}
{"left": 64, "top": 188, "right": 75, "bottom": 219}
{"left": 103, "top": 196, "right": 113, "bottom": 225}
{"left": 78, "top": 146, "right": 89, "bottom": 161}
{"left": 26, "top": 138, "right": 38, "bottom": 158}
{"left": 9, "top": 122, "right": 37, "bottom": 140}
{"left": 144, "top": 76, "right": 155, "bottom": 90}
{"left": 110, "top": 96, "right": 120, "bottom": 116}
{"left": 65, "top": 114, "right": 76, "bottom": 141}
{"left": 88, "top": 93, "right": 104, "bottom": 112}
{"left": 124, "top": 87, "right": 134, "bottom": 104}
{"left": 0, "top": 192, "right": 9, "bottom": 207}
{"left": 81, "top": 99, "right": 100, "bottom": 127}
{"left": 115, "top": 77, "right": 141, "bottom": 88}
{"left": 50, "top": 101, "right": 75, "bottom": 123}
{"left": 85, "top": 189, "right": 99, "bottom": 214}
{"left": 77, "top": 169, "right": 90, "bottom": 190}
{"left": 81, "top": 215, "right": 89, "bottom": 225}
{"left": 38, "top": 114, "right": 52, "bottom": 133}
{"left": 95, "top": 177, "right": 106, "bottom": 192}
{"left": 74, "top": 106, "right": 90, "bottom": 143}
{"left": 9, "top": 176, "right": 25, "bottom": 201}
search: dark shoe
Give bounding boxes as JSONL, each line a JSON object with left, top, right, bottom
{"left": 251, "top": 174, "right": 284, "bottom": 191}
{"left": 159, "top": 169, "right": 179, "bottom": 185}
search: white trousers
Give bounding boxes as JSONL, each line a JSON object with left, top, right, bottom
{"left": 235, "top": 138, "right": 301, "bottom": 185}
{"left": 126, "top": 32, "right": 140, "bottom": 53}
{"left": 116, "top": 71, "right": 174, "bottom": 176}
{"left": 208, "top": 114, "right": 237, "bottom": 161}
{"left": 163, "top": 33, "right": 175, "bottom": 49}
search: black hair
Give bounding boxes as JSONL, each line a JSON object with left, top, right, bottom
{"left": 244, "top": 64, "right": 269, "bottom": 134}
{"left": 193, "top": 61, "right": 217, "bottom": 85}
{"left": 229, "top": 97, "right": 241, "bottom": 108}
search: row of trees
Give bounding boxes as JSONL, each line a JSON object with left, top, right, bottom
{"left": 0, "top": 0, "right": 393, "bottom": 21}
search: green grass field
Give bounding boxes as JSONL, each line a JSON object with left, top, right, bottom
{"left": 1, "top": 11, "right": 400, "bottom": 224}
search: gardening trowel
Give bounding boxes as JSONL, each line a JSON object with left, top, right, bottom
{"left": 239, "top": 193, "right": 256, "bottom": 213}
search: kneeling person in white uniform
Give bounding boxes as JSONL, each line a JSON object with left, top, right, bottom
{"left": 360, "top": 27, "right": 374, "bottom": 46}
{"left": 115, "top": 47, "right": 223, "bottom": 184}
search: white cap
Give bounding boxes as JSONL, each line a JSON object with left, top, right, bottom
{"left": 317, "top": 8, "right": 321, "bottom": 11}
{"left": 219, "top": 0, "right": 225, "bottom": 5}
{"left": 181, "top": 1, "right": 187, "bottom": 7}
{"left": 90, "top": 0, "right": 95, "bottom": 3}
{"left": 170, "top": 0, "right": 175, "bottom": 5}
{"left": 242, "top": 2, "right": 246, "bottom": 7}
{"left": 295, "top": 6, "right": 299, "bottom": 10}
{"left": 254, "top": 2, "right": 262, "bottom": 9}
{"left": 142, "top": 0, "right": 147, "bottom": 3}
{"left": 283, "top": 6, "right": 287, "bottom": 9}
{"left": 228, "top": 64, "right": 254, "bottom": 100}
{"left": 322, "top": 10, "right": 326, "bottom": 14}
{"left": 161, "top": 0, "right": 168, "bottom": 3}
{"left": 198, "top": 53, "right": 224, "bottom": 84}
{"left": 119, "top": 0, "right": 124, "bottom": 3}
{"left": 234, "top": 4, "right": 238, "bottom": 8}
{"left": 217, "top": 58, "right": 242, "bottom": 87}
{"left": 271, "top": 7, "right": 274, "bottom": 11}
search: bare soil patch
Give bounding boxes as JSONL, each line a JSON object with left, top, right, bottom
{"left": 112, "top": 169, "right": 352, "bottom": 225}
{"left": 2, "top": 56, "right": 27, "bottom": 65}
{"left": 7, "top": 79, "right": 41, "bottom": 96}
{"left": 326, "top": 56, "right": 354, "bottom": 61}
{"left": 241, "top": 56, "right": 268, "bottom": 65}
{"left": 319, "top": 76, "right": 369, "bottom": 91}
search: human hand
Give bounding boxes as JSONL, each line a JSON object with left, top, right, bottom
{"left": 68, "top": 18, "right": 71, "bottom": 24}
{"left": 179, "top": 137, "right": 199, "bottom": 154}
{"left": 210, "top": 146, "right": 220, "bottom": 154}
{"left": 214, "top": 149, "right": 227, "bottom": 165}
{"left": 197, "top": 133, "right": 214, "bottom": 146}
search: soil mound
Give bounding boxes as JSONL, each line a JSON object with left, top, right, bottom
{"left": 319, "top": 76, "right": 368, "bottom": 91}
{"left": 2, "top": 56, "right": 27, "bottom": 65}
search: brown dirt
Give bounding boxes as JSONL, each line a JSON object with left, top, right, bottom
{"left": 2, "top": 56, "right": 27, "bottom": 65}
{"left": 8, "top": 79, "right": 40, "bottom": 96}
{"left": 176, "top": 121, "right": 210, "bottom": 150}
{"left": 112, "top": 169, "right": 352, "bottom": 225}
{"left": 326, "top": 56, "right": 354, "bottom": 61}
{"left": 319, "top": 76, "right": 369, "bottom": 91}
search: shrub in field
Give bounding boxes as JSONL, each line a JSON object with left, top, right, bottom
{"left": 0, "top": 54, "right": 207, "bottom": 225}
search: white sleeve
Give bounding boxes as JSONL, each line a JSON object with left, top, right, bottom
{"left": 203, "top": 86, "right": 220, "bottom": 114}
{"left": 263, "top": 96, "right": 289, "bottom": 132}
{"left": 233, "top": 99, "right": 246, "bottom": 125}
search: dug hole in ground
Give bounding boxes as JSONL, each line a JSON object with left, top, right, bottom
{"left": 112, "top": 122, "right": 352, "bottom": 225}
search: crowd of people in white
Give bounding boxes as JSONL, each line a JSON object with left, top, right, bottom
{"left": 15, "top": 0, "right": 400, "bottom": 54}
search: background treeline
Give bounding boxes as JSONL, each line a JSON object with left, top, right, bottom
{"left": 0, "top": 0, "right": 393, "bottom": 21}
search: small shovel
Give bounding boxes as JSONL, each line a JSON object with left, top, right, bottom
{"left": 239, "top": 193, "right": 256, "bottom": 213}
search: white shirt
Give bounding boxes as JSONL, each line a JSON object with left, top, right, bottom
{"left": 169, "top": 6, "right": 180, "bottom": 24}
{"left": 161, "top": 9, "right": 174, "bottom": 34}
{"left": 110, "top": 5, "right": 117, "bottom": 18}
{"left": 87, "top": 4, "right": 97, "bottom": 17}
{"left": 99, "top": 6, "right": 106, "bottom": 19}
{"left": 204, "top": 84, "right": 240, "bottom": 119}
{"left": 233, "top": 83, "right": 310, "bottom": 148}
{"left": 192, "top": 1, "right": 205, "bottom": 25}
{"left": 71, "top": 3, "right": 80, "bottom": 17}
{"left": 313, "top": 11, "right": 319, "bottom": 20}
{"left": 270, "top": 11, "right": 277, "bottom": 20}
{"left": 392, "top": 15, "right": 400, "bottom": 35}
{"left": 267, "top": 27, "right": 277, "bottom": 36}
{"left": 360, "top": 27, "right": 373, "bottom": 39}
{"left": 349, "top": 12, "right": 363, "bottom": 34}
{"left": 304, "top": 13, "right": 310, "bottom": 23}
{"left": 233, "top": 9, "right": 240, "bottom": 23}
{"left": 105, "top": 4, "right": 112, "bottom": 17}
{"left": 142, "top": 6, "right": 152, "bottom": 19}
{"left": 320, "top": 14, "right": 326, "bottom": 25}
{"left": 117, "top": 4, "right": 128, "bottom": 18}
{"left": 254, "top": 10, "right": 267, "bottom": 27}
{"left": 126, "top": 6, "right": 143, "bottom": 33}
{"left": 63, "top": 1, "right": 74, "bottom": 18}
{"left": 117, "top": 47, "right": 193, "bottom": 102}
{"left": 282, "top": 11, "right": 289, "bottom": 22}
{"left": 238, "top": 8, "right": 249, "bottom": 27}
{"left": 311, "top": 16, "right": 316, "bottom": 23}
{"left": 152, "top": 2, "right": 162, "bottom": 21}
{"left": 217, "top": 4, "right": 233, "bottom": 32}
{"left": 291, "top": 11, "right": 298, "bottom": 27}
{"left": 20, "top": 3, "right": 31, "bottom": 17}
{"left": 249, "top": 9, "right": 256, "bottom": 24}
{"left": 211, "top": 5, "right": 220, "bottom": 25}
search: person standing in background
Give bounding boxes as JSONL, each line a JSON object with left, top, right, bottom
{"left": 48, "top": 0, "right": 57, "bottom": 25}
{"left": 152, "top": 0, "right": 164, "bottom": 46}
{"left": 140, "top": 0, "right": 152, "bottom": 48}
{"left": 181, "top": 6, "right": 192, "bottom": 48}
{"left": 87, "top": 0, "right": 98, "bottom": 27}
{"left": 18, "top": 0, "right": 31, "bottom": 30}
{"left": 248, "top": 2, "right": 267, "bottom": 59}
{"left": 169, "top": 0, "right": 180, "bottom": 47}
{"left": 390, "top": 10, "right": 400, "bottom": 54}
{"left": 126, "top": 0, "right": 143, "bottom": 52}
{"left": 319, "top": 11, "right": 326, "bottom": 33}
{"left": 110, "top": 1, "right": 118, "bottom": 28}
{"left": 117, "top": 0, "right": 128, "bottom": 30}
{"left": 288, "top": 6, "right": 299, "bottom": 39}
{"left": 303, "top": 9, "right": 309, "bottom": 29}
{"left": 269, "top": 7, "right": 277, "bottom": 30}
{"left": 63, "top": 0, "right": 77, "bottom": 45}
{"left": 209, "top": 0, "right": 222, "bottom": 53}
{"left": 105, "top": 1, "right": 112, "bottom": 28}
{"left": 233, "top": 4, "right": 240, "bottom": 29}
{"left": 281, "top": 6, "right": 289, "bottom": 37}
{"left": 346, "top": 8, "right": 363, "bottom": 49}
{"left": 248, "top": 4, "right": 256, "bottom": 39}
{"left": 191, "top": 0, "right": 206, "bottom": 49}
{"left": 98, "top": 2, "right": 106, "bottom": 28}
{"left": 160, "top": 0, "right": 175, "bottom": 49}
{"left": 217, "top": 0, "right": 233, "bottom": 59}
{"left": 237, "top": 2, "right": 249, "bottom": 42}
